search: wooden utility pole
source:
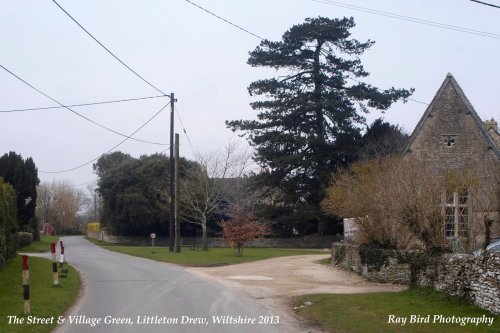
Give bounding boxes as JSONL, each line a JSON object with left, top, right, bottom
{"left": 94, "top": 192, "right": 97, "bottom": 221}
{"left": 169, "top": 93, "right": 175, "bottom": 251}
{"left": 174, "top": 133, "right": 181, "bottom": 253}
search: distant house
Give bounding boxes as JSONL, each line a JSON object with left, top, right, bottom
{"left": 404, "top": 73, "right": 499, "bottom": 246}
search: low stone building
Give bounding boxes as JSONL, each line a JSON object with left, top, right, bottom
{"left": 404, "top": 73, "right": 500, "bottom": 247}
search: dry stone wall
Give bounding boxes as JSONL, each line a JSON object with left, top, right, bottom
{"left": 331, "top": 243, "right": 500, "bottom": 314}
{"left": 418, "top": 252, "right": 500, "bottom": 314}
{"left": 331, "top": 243, "right": 412, "bottom": 284}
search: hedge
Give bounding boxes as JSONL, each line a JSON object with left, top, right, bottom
{"left": 0, "top": 178, "right": 18, "bottom": 269}
{"left": 17, "top": 231, "right": 33, "bottom": 247}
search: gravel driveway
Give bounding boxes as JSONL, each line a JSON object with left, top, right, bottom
{"left": 187, "top": 254, "right": 406, "bottom": 332}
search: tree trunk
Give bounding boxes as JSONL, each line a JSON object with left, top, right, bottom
{"left": 312, "top": 41, "right": 329, "bottom": 207}
{"left": 317, "top": 217, "right": 327, "bottom": 236}
{"left": 201, "top": 222, "right": 208, "bottom": 251}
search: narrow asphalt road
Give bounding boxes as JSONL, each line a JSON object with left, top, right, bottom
{"left": 54, "top": 236, "right": 293, "bottom": 333}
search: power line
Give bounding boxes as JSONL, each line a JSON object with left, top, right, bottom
{"left": 313, "top": 0, "right": 500, "bottom": 40}
{"left": 183, "top": 1, "right": 429, "bottom": 107}
{"left": 470, "top": 0, "right": 500, "bottom": 9}
{"left": 174, "top": 104, "right": 196, "bottom": 154}
{"left": 346, "top": 76, "right": 429, "bottom": 105}
{"left": 72, "top": 180, "right": 97, "bottom": 188}
{"left": 39, "top": 101, "right": 171, "bottom": 174}
{"left": 51, "top": 0, "right": 168, "bottom": 96}
{"left": 0, "top": 64, "right": 168, "bottom": 146}
{"left": 50, "top": 0, "right": 197, "bottom": 153}
{"left": 0, "top": 95, "right": 167, "bottom": 113}
{"left": 184, "top": 0, "right": 264, "bottom": 40}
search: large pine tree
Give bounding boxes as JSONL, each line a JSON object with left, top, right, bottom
{"left": 227, "top": 17, "right": 412, "bottom": 233}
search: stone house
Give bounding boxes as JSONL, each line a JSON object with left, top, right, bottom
{"left": 404, "top": 73, "right": 499, "bottom": 247}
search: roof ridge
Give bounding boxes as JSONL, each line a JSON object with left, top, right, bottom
{"left": 404, "top": 73, "right": 500, "bottom": 159}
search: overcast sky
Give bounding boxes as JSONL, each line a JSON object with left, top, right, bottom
{"left": 1, "top": 0, "right": 499, "bottom": 189}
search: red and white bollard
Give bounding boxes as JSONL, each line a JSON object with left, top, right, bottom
{"left": 59, "top": 241, "right": 68, "bottom": 277}
{"left": 59, "top": 241, "right": 64, "bottom": 268}
{"left": 50, "top": 243, "right": 59, "bottom": 285}
{"left": 22, "top": 255, "right": 30, "bottom": 314}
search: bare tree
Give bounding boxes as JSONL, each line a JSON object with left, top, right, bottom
{"left": 181, "top": 140, "right": 254, "bottom": 251}
{"left": 81, "top": 184, "right": 102, "bottom": 222}
{"left": 36, "top": 180, "right": 85, "bottom": 233}
{"left": 36, "top": 182, "right": 53, "bottom": 229}
{"left": 324, "top": 155, "right": 500, "bottom": 253}
{"left": 323, "top": 157, "right": 447, "bottom": 251}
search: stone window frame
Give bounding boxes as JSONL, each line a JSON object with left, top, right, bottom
{"left": 443, "top": 189, "right": 469, "bottom": 238}
{"left": 442, "top": 134, "right": 458, "bottom": 147}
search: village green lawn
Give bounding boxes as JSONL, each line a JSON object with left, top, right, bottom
{"left": 19, "top": 235, "right": 59, "bottom": 253}
{"left": 0, "top": 255, "right": 80, "bottom": 333}
{"left": 85, "top": 237, "right": 327, "bottom": 266}
{"left": 294, "top": 288, "right": 499, "bottom": 333}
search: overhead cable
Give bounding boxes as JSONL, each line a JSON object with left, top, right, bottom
{"left": 51, "top": 0, "right": 197, "bottom": 151}
{"left": 183, "top": 0, "right": 429, "bottom": 106}
{"left": 184, "top": 0, "right": 264, "bottom": 40}
{"left": 72, "top": 180, "right": 98, "bottom": 188}
{"left": 39, "top": 101, "right": 171, "bottom": 174}
{"left": 51, "top": 0, "right": 168, "bottom": 96}
{"left": 0, "top": 95, "right": 167, "bottom": 113}
{"left": 313, "top": 0, "right": 500, "bottom": 40}
{"left": 470, "top": 0, "right": 500, "bottom": 9}
{"left": 347, "top": 76, "right": 429, "bottom": 105}
{"left": 0, "top": 64, "right": 168, "bottom": 146}
{"left": 174, "top": 104, "right": 195, "bottom": 154}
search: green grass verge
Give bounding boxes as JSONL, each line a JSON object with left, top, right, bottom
{"left": 19, "top": 236, "right": 59, "bottom": 253}
{"left": 293, "top": 288, "right": 499, "bottom": 333}
{"left": 86, "top": 237, "right": 326, "bottom": 266}
{"left": 316, "top": 257, "right": 331, "bottom": 265}
{"left": 0, "top": 255, "right": 80, "bottom": 333}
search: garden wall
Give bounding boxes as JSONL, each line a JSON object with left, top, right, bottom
{"left": 331, "top": 243, "right": 412, "bottom": 284}
{"left": 87, "top": 229, "right": 338, "bottom": 248}
{"left": 331, "top": 243, "right": 500, "bottom": 314}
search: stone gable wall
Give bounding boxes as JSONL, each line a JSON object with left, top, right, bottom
{"left": 331, "top": 243, "right": 500, "bottom": 314}
{"left": 406, "top": 80, "right": 500, "bottom": 240}
{"left": 407, "top": 82, "right": 498, "bottom": 176}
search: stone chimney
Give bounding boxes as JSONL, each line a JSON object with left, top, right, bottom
{"left": 484, "top": 118, "right": 500, "bottom": 148}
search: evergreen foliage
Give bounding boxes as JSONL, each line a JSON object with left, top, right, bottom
{"left": 94, "top": 152, "right": 199, "bottom": 236}
{"left": 0, "top": 178, "right": 18, "bottom": 268}
{"left": 227, "top": 17, "right": 412, "bottom": 234}
{"left": 360, "top": 118, "right": 408, "bottom": 159}
{"left": 0, "top": 152, "right": 40, "bottom": 240}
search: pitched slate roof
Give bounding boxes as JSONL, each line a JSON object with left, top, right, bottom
{"left": 404, "top": 73, "right": 500, "bottom": 159}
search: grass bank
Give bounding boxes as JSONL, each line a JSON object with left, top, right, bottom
{"left": 0, "top": 255, "right": 80, "bottom": 333}
{"left": 19, "top": 235, "right": 59, "bottom": 253}
{"left": 316, "top": 257, "right": 331, "bottom": 265}
{"left": 294, "top": 288, "right": 499, "bottom": 333}
{"left": 86, "top": 237, "right": 326, "bottom": 266}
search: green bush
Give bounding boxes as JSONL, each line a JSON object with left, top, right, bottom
{"left": 17, "top": 231, "right": 33, "bottom": 247}
{"left": 0, "top": 178, "right": 18, "bottom": 269}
